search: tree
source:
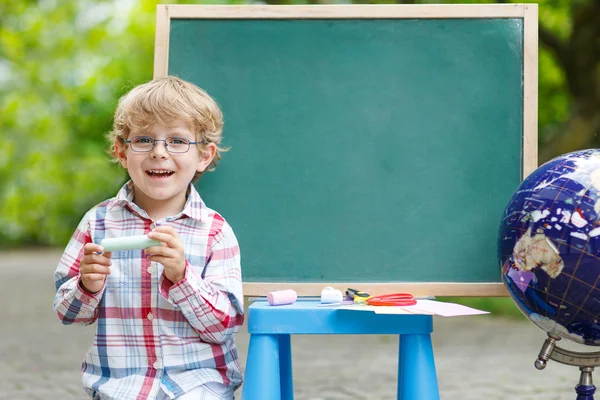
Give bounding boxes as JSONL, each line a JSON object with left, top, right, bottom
{"left": 0, "top": 0, "right": 160, "bottom": 246}
{"left": 1, "top": 0, "right": 595, "bottom": 246}
{"left": 536, "top": 0, "right": 600, "bottom": 162}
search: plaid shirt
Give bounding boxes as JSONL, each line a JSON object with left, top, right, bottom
{"left": 53, "top": 181, "right": 244, "bottom": 399}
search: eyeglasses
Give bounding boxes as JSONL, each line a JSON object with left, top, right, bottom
{"left": 125, "top": 136, "right": 206, "bottom": 154}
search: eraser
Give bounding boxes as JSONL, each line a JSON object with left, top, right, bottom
{"left": 267, "top": 289, "right": 297, "bottom": 306}
{"left": 99, "top": 235, "right": 162, "bottom": 252}
{"left": 320, "top": 287, "right": 343, "bottom": 304}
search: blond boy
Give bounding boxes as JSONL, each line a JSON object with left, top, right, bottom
{"left": 53, "top": 76, "right": 243, "bottom": 399}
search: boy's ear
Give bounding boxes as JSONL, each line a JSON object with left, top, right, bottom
{"left": 197, "top": 143, "right": 217, "bottom": 173}
{"left": 114, "top": 140, "right": 128, "bottom": 169}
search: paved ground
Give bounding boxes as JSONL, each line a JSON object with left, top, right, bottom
{"left": 1, "top": 249, "right": 594, "bottom": 399}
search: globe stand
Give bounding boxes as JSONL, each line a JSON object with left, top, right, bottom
{"left": 535, "top": 334, "right": 599, "bottom": 400}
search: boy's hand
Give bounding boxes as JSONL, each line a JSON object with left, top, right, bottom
{"left": 79, "top": 243, "right": 112, "bottom": 294}
{"left": 146, "top": 226, "right": 186, "bottom": 284}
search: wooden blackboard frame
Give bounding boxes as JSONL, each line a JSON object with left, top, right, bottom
{"left": 153, "top": 4, "right": 538, "bottom": 297}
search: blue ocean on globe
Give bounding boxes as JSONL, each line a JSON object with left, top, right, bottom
{"left": 499, "top": 149, "right": 600, "bottom": 346}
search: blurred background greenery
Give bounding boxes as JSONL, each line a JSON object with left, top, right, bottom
{"left": 1, "top": 0, "right": 598, "bottom": 318}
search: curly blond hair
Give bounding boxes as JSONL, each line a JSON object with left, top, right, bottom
{"left": 107, "top": 76, "right": 228, "bottom": 182}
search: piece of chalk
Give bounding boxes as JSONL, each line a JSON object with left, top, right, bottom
{"left": 267, "top": 289, "right": 297, "bottom": 306}
{"left": 99, "top": 235, "right": 162, "bottom": 252}
{"left": 320, "top": 287, "right": 343, "bottom": 304}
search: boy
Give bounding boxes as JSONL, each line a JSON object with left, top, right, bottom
{"left": 53, "top": 76, "right": 244, "bottom": 400}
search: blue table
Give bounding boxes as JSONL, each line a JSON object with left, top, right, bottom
{"left": 242, "top": 300, "right": 440, "bottom": 400}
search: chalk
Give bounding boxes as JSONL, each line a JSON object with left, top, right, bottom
{"left": 320, "top": 287, "right": 343, "bottom": 304}
{"left": 267, "top": 289, "right": 297, "bottom": 306}
{"left": 99, "top": 235, "right": 162, "bottom": 252}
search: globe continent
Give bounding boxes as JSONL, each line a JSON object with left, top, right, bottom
{"left": 499, "top": 149, "right": 600, "bottom": 345}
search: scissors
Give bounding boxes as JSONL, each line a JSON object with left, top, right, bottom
{"left": 366, "top": 293, "right": 417, "bottom": 306}
{"left": 346, "top": 288, "right": 371, "bottom": 303}
{"left": 346, "top": 289, "right": 417, "bottom": 306}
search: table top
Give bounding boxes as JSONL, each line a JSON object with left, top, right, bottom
{"left": 247, "top": 299, "right": 433, "bottom": 334}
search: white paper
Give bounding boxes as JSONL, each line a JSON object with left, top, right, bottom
{"left": 337, "top": 305, "right": 428, "bottom": 315}
{"left": 334, "top": 300, "right": 489, "bottom": 317}
{"left": 402, "top": 300, "right": 489, "bottom": 317}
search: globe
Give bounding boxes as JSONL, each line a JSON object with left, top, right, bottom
{"left": 499, "top": 149, "right": 600, "bottom": 346}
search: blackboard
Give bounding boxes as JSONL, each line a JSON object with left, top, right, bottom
{"left": 154, "top": 4, "right": 538, "bottom": 296}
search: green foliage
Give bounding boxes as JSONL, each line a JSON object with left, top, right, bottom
{"left": 536, "top": 0, "right": 572, "bottom": 148}
{"left": 539, "top": 48, "right": 570, "bottom": 146}
{"left": 0, "top": 0, "right": 578, "bottom": 248}
{"left": 0, "top": 0, "right": 165, "bottom": 247}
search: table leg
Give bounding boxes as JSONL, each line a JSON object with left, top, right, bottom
{"left": 278, "top": 334, "right": 294, "bottom": 400}
{"left": 397, "top": 334, "right": 440, "bottom": 400}
{"left": 242, "top": 334, "right": 281, "bottom": 400}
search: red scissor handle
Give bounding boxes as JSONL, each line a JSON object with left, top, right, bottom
{"left": 365, "top": 293, "right": 417, "bottom": 306}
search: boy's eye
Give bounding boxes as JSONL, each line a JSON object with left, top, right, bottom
{"left": 167, "top": 137, "right": 189, "bottom": 145}
{"left": 133, "top": 136, "right": 153, "bottom": 144}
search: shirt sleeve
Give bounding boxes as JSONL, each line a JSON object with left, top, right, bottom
{"left": 159, "top": 219, "right": 244, "bottom": 344}
{"left": 53, "top": 210, "right": 105, "bottom": 325}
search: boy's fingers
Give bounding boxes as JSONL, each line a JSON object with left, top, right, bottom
{"left": 147, "top": 247, "right": 178, "bottom": 260}
{"left": 148, "top": 232, "right": 182, "bottom": 249}
{"left": 85, "top": 254, "right": 112, "bottom": 266}
{"left": 146, "top": 245, "right": 179, "bottom": 257}
{"left": 102, "top": 251, "right": 113, "bottom": 259}
{"left": 147, "top": 232, "right": 172, "bottom": 246}
{"left": 81, "top": 264, "right": 111, "bottom": 275}
{"left": 145, "top": 245, "right": 166, "bottom": 256}
{"left": 83, "top": 273, "right": 108, "bottom": 282}
{"left": 150, "top": 226, "right": 180, "bottom": 241}
{"left": 147, "top": 255, "right": 167, "bottom": 266}
{"left": 83, "top": 243, "right": 104, "bottom": 255}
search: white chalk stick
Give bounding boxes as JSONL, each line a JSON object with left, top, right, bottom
{"left": 320, "top": 287, "right": 343, "bottom": 304}
{"left": 99, "top": 235, "right": 161, "bottom": 252}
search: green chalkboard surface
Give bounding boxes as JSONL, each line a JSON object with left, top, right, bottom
{"left": 156, "top": 5, "right": 538, "bottom": 296}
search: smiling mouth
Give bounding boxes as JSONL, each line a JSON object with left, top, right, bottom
{"left": 145, "top": 169, "right": 175, "bottom": 178}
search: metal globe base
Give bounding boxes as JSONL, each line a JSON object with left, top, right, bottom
{"left": 535, "top": 334, "right": 600, "bottom": 400}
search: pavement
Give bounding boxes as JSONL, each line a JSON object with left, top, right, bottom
{"left": 0, "top": 248, "right": 594, "bottom": 399}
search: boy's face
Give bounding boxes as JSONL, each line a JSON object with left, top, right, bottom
{"left": 115, "top": 121, "right": 216, "bottom": 213}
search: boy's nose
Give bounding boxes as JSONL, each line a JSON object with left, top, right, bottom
{"left": 151, "top": 141, "right": 169, "bottom": 158}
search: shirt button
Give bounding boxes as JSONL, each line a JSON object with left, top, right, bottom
{"left": 147, "top": 312, "right": 153, "bottom": 321}
{"left": 147, "top": 266, "right": 153, "bottom": 274}
{"left": 153, "top": 360, "right": 162, "bottom": 369}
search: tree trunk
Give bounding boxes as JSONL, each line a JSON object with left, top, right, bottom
{"left": 539, "top": 1, "right": 600, "bottom": 163}
{"left": 540, "top": 112, "right": 600, "bottom": 164}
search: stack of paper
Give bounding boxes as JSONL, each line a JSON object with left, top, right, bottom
{"left": 337, "top": 299, "right": 489, "bottom": 317}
